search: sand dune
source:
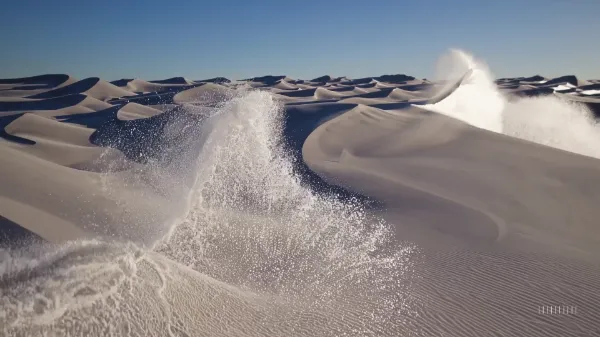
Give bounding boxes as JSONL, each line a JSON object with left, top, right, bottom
{"left": 111, "top": 78, "right": 194, "bottom": 93}
{"left": 118, "top": 102, "right": 163, "bottom": 120}
{"left": 195, "top": 76, "right": 231, "bottom": 84}
{"left": 2, "top": 50, "right": 600, "bottom": 337}
{"left": 173, "top": 83, "right": 235, "bottom": 105}
{"left": 269, "top": 79, "right": 297, "bottom": 90}
{"left": 150, "top": 76, "right": 194, "bottom": 85}
{"left": 0, "top": 74, "right": 77, "bottom": 91}
{"left": 26, "top": 77, "right": 135, "bottom": 101}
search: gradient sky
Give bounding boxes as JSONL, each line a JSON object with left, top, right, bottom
{"left": 1, "top": 0, "right": 599, "bottom": 81}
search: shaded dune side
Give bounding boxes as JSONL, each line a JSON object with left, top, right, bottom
{"left": 0, "top": 95, "right": 115, "bottom": 121}
{"left": 0, "top": 74, "right": 77, "bottom": 93}
{"left": 26, "top": 77, "right": 136, "bottom": 101}
{"left": 150, "top": 77, "right": 194, "bottom": 85}
{"left": 0, "top": 214, "right": 43, "bottom": 248}
{"left": 111, "top": 79, "right": 190, "bottom": 93}
{"left": 282, "top": 102, "right": 383, "bottom": 209}
{"left": 0, "top": 94, "right": 88, "bottom": 112}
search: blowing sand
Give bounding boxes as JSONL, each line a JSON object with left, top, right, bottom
{"left": 1, "top": 49, "right": 600, "bottom": 336}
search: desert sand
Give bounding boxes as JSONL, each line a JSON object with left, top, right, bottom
{"left": 1, "top": 49, "right": 600, "bottom": 336}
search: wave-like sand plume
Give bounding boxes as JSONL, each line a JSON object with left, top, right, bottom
{"left": 156, "top": 90, "right": 417, "bottom": 334}
{"left": 420, "top": 49, "right": 600, "bottom": 159}
{"left": 1, "top": 90, "right": 416, "bottom": 336}
{"left": 419, "top": 49, "right": 504, "bottom": 133}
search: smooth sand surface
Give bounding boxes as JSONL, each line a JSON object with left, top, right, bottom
{"left": 1, "top": 67, "right": 600, "bottom": 336}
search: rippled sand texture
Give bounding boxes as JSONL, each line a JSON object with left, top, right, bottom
{"left": 1, "top": 49, "right": 600, "bottom": 336}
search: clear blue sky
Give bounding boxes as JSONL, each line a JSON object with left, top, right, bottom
{"left": 1, "top": 0, "right": 599, "bottom": 81}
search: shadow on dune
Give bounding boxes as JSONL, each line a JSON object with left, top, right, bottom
{"left": 397, "top": 83, "right": 434, "bottom": 91}
{"left": 0, "top": 113, "right": 36, "bottom": 144}
{"left": 328, "top": 86, "right": 356, "bottom": 93}
{"left": 55, "top": 105, "right": 121, "bottom": 129}
{"left": 89, "top": 106, "right": 203, "bottom": 164}
{"left": 542, "top": 75, "right": 579, "bottom": 86}
{"left": 110, "top": 78, "right": 133, "bottom": 87}
{"left": 285, "top": 99, "right": 340, "bottom": 106}
{"left": 0, "top": 215, "right": 43, "bottom": 248}
{"left": 0, "top": 74, "right": 71, "bottom": 89}
{"left": 342, "top": 77, "right": 373, "bottom": 85}
{"left": 277, "top": 88, "right": 317, "bottom": 98}
{"left": 369, "top": 102, "right": 416, "bottom": 110}
{"left": 496, "top": 75, "right": 545, "bottom": 83}
{"left": 107, "top": 83, "right": 207, "bottom": 105}
{"left": 348, "top": 88, "right": 396, "bottom": 99}
{"left": 109, "top": 92, "right": 177, "bottom": 106}
{"left": 26, "top": 77, "right": 100, "bottom": 99}
{"left": 196, "top": 77, "right": 231, "bottom": 84}
{"left": 149, "top": 77, "right": 190, "bottom": 85}
{"left": 243, "top": 75, "right": 286, "bottom": 85}
{"left": 282, "top": 102, "right": 381, "bottom": 208}
{"left": 579, "top": 83, "right": 600, "bottom": 91}
{"left": 337, "top": 75, "right": 415, "bottom": 86}
{"left": 554, "top": 92, "right": 600, "bottom": 117}
{"left": 376, "top": 74, "right": 415, "bottom": 84}
{"left": 510, "top": 87, "right": 554, "bottom": 98}
{"left": 310, "top": 75, "right": 331, "bottom": 83}
{"left": 0, "top": 94, "right": 87, "bottom": 112}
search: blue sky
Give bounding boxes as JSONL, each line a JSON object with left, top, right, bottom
{"left": 1, "top": 0, "right": 599, "bottom": 81}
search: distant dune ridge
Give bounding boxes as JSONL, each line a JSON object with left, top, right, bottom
{"left": 1, "top": 49, "right": 600, "bottom": 336}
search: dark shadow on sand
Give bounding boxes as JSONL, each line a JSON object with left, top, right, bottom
{"left": 196, "top": 77, "right": 231, "bottom": 84}
{"left": 277, "top": 88, "right": 317, "bottom": 98}
{"left": 149, "top": 77, "right": 190, "bottom": 85}
{"left": 0, "top": 94, "right": 87, "bottom": 112}
{"left": 0, "top": 113, "right": 36, "bottom": 145}
{"left": 26, "top": 77, "right": 100, "bottom": 99}
{"left": 369, "top": 102, "right": 416, "bottom": 110}
{"left": 554, "top": 92, "right": 600, "bottom": 117}
{"left": 542, "top": 75, "right": 579, "bottom": 87}
{"left": 109, "top": 92, "right": 177, "bottom": 106}
{"left": 243, "top": 75, "right": 286, "bottom": 85}
{"left": 0, "top": 74, "right": 71, "bottom": 89}
{"left": 512, "top": 87, "right": 554, "bottom": 97}
{"left": 282, "top": 102, "right": 382, "bottom": 208}
{"left": 55, "top": 106, "right": 121, "bottom": 129}
{"left": 110, "top": 79, "right": 133, "bottom": 87}
{"left": 90, "top": 106, "right": 203, "bottom": 164}
{"left": 0, "top": 215, "right": 43, "bottom": 248}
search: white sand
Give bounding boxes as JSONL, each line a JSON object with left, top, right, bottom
{"left": 1, "top": 50, "right": 600, "bottom": 336}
